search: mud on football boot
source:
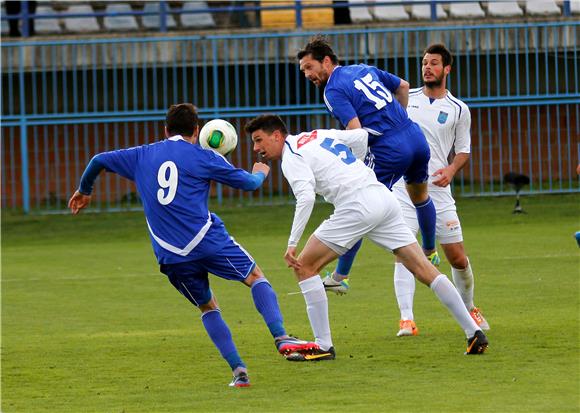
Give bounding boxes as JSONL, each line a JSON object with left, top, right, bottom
{"left": 322, "top": 273, "right": 350, "bottom": 295}
{"left": 275, "top": 336, "right": 319, "bottom": 355}
{"left": 465, "top": 330, "right": 488, "bottom": 355}
{"left": 285, "top": 346, "right": 336, "bottom": 361}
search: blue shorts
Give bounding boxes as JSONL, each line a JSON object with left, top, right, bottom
{"left": 159, "top": 237, "right": 256, "bottom": 306}
{"left": 368, "top": 120, "right": 430, "bottom": 189}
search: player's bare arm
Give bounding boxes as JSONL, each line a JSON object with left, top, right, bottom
{"left": 433, "top": 152, "right": 470, "bottom": 187}
{"left": 394, "top": 79, "right": 410, "bottom": 109}
{"left": 345, "top": 117, "right": 362, "bottom": 129}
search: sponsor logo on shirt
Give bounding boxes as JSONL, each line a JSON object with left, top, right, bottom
{"left": 297, "top": 130, "right": 318, "bottom": 148}
{"left": 408, "top": 105, "right": 420, "bottom": 109}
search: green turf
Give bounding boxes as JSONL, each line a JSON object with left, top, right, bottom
{"left": 2, "top": 194, "right": 579, "bottom": 412}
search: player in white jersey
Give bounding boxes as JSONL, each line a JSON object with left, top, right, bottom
{"left": 391, "top": 44, "right": 490, "bottom": 337}
{"left": 246, "top": 114, "right": 488, "bottom": 358}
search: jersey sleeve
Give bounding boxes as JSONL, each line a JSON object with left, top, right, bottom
{"left": 330, "top": 128, "right": 369, "bottom": 161}
{"left": 97, "top": 147, "right": 140, "bottom": 181}
{"left": 323, "top": 85, "right": 358, "bottom": 128}
{"left": 281, "top": 152, "right": 316, "bottom": 247}
{"left": 200, "top": 151, "right": 265, "bottom": 191}
{"left": 373, "top": 67, "right": 402, "bottom": 93}
{"left": 78, "top": 155, "right": 106, "bottom": 195}
{"left": 454, "top": 105, "right": 472, "bottom": 154}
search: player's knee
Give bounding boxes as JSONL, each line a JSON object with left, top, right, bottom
{"left": 447, "top": 249, "right": 467, "bottom": 268}
{"left": 244, "top": 266, "right": 265, "bottom": 287}
{"left": 293, "top": 264, "right": 319, "bottom": 281}
{"left": 199, "top": 297, "right": 219, "bottom": 313}
{"left": 449, "top": 255, "right": 468, "bottom": 269}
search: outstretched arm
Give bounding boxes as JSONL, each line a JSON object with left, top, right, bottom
{"left": 69, "top": 155, "right": 106, "bottom": 214}
{"left": 206, "top": 151, "right": 270, "bottom": 191}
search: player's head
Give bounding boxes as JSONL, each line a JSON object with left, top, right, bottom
{"left": 245, "top": 114, "right": 288, "bottom": 161}
{"left": 297, "top": 35, "right": 339, "bottom": 88}
{"left": 165, "top": 103, "right": 199, "bottom": 140}
{"left": 422, "top": 44, "right": 453, "bottom": 88}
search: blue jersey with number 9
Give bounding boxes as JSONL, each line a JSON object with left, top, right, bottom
{"left": 94, "top": 136, "right": 263, "bottom": 264}
{"left": 323, "top": 64, "right": 409, "bottom": 136}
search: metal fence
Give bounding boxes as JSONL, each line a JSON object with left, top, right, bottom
{"left": 1, "top": 21, "right": 579, "bottom": 213}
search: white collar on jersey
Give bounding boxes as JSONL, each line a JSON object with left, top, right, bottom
{"left": 168, "top": 135, "right": 184, "bottom": 141}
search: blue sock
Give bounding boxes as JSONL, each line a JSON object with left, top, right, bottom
{"left": 335, "top": 239, "right": 363, "bottom": 276}
{"left": 251, "top": 278, "right": 286, "bottom": 338}
{"left": 414, "top": 197, "right": 437, "bottom": 251}
{"left": 201, "top": 310, "right": 245, "bottom": 371}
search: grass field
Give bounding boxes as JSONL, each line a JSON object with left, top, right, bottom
{"left": 2, "top": 194, "right": 579, "bottom": 412}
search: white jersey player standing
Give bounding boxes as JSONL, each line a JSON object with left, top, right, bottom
{"left": 246, "top": 114, "right": 488, "bottom": 358}
{"left": 392, "top": 44, "right": 490, "bottom": 337}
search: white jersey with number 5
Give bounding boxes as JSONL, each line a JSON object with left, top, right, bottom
{"left": 281, "top": 128, "right": 380, "bottom": 246}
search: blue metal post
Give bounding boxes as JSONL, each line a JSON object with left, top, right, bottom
{"left": 430, "top": 0, "right": 437, "bottom": 21}
{"left": 159, "top": 1, "right": 167, "bottom": 33}
{"left": 18, "top": 47, "right": 30, "bottom": 213}
{"left": 563, "top": 0, "right": 571, "bottom": 17}
{"left": 295, "top": 0, "right": 303, "bottom": 28}
{"left": 22, "top": 1, "right": 29, "bottom": 37}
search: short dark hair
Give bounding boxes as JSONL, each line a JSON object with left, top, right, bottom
{"left": 296, "top": 35, "right": 339, "bottom": 64}
{"left": 245, "top": 114, "right": 288, "bottom": 136}
{"left": 423, "top": 44, "right": 453, "bottom": 67}
{"left": 165, "top": 103, "right": 199, "bottom": 136}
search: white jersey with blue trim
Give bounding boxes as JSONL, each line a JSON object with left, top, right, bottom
{"left": 399, "top": 88, "right": 471, "bottom": 193}
{"left": 96, "top": 135, "right": 261, "bottom": 264}
{"left": 281, "top": 128, "right": 379, "bottom": 246}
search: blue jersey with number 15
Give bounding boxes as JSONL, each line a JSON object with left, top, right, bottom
{"left": 323, "top": 64, "right": 409, "bottom": 136}
{"left": 94, "top": 136, "right": 264, "bottom": 265}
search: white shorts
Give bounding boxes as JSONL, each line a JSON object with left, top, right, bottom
{"left": 314, "top": 184, "right": 417, "bottom": 255}
{"left": 392, "top": 183, "right": 463, "bottom": 245}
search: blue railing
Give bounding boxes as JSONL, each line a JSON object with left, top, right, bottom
{"left": 1, "top": 22, "right": 579, "bottom": 213}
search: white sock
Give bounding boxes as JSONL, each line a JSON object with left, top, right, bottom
{"left": 394, "top": 263, "right": 415, "bottom": 320}
{"left": 299, "top": 275, "right": 333, "bottom": 350}
{"left": 451, "top": 259, "right": 475, "bottom": 310}
{"left": 430, "top": 274, "right": 479, "bottom": 337}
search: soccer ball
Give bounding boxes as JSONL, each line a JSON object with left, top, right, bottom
{"left": 199, "top": 119, "right": 238, "bottom": 156}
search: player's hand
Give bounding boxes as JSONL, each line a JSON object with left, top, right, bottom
{"left": 252, "top": 162, "right": 270, "bottom": 177}
{"left": 432, "top": 166, "right": 455, "bottom": 187}
{"left": 68, "top": 190, "right": 91, "bottom": 215}
{"left": 284, "top": 246, "right": 301, "bottom": 270}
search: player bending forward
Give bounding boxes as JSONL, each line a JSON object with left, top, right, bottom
{"left": 68, "top": 104, "right": 319, "bottom": 388}
{"left": 246, "top": 114, "right": 488, "bottom": 359}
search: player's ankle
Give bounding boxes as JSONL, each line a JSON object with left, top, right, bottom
{"left": 332, "top": 272, "right": 348, "bottom": 282}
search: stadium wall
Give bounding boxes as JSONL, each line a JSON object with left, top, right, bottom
{"left": 1, "top": 22, "right": 579, "bottom": 213}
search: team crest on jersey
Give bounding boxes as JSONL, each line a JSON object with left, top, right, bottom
{"left": 297, "top": 130, "right": 318, "bottom": 148}
{"left": 437, "top": 111, "right": 448, "bottom": 124}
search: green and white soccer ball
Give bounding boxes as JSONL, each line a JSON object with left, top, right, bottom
{"left": 199, "top": 119, "right": 238, "bottom": 156}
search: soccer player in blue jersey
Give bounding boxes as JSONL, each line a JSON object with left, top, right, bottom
{"left": 68, "top": 103, "right": 319, "bottom": 388}
{"left": 297, "top": 36, "right": 438, "bottom": 294}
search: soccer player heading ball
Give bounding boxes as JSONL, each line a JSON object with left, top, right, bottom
{"left": 247, "top": 114, "right": 488, "bottom": 357}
